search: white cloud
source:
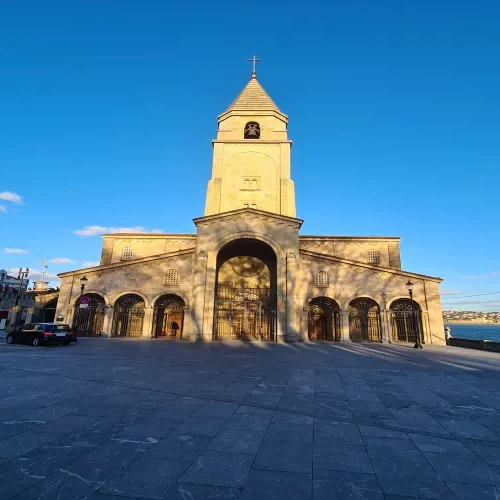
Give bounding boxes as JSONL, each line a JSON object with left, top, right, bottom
{"left": 82, "top": 261, "right": 100, "bottom": 267}
{"left": 4, "top": 248, "right": 29, "bottom": 254}
{"left": 49, "top": 258, "right": 76, "bottom": 264}
{"left": 73, "top": 225, "right": 163, "bottom": 237}
{"left": 0, "top": 191, "right": 22, "bottom": 204}
{"left": 0, "top": 205, "right": 6, "bottom": 213}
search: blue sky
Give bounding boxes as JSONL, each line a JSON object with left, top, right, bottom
{"left": 1, "top": 1, "right": 499, "bottom": 311}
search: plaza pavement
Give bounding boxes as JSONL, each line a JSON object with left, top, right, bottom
{"left": 0, "top": 337, "right": 499, "bottom": 499}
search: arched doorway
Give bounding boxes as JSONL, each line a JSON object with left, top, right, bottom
{"left": 308, "top": 297, "right": 340, "bottom": 341}
{"left": 112, "top": 294, "right": 145, "bottom": 337}
{"left": 152, "top": 294, "right": 185, "bottom": 339}
{"left": 214, "top": 239, "right": 277, "bottom": 341}
{"left": 349, "top": 298, "right": 381, "bottom": 342}
{"left": 73, "top": 293, "right": 105, "bottom": 337}
{"left": 390, "top": 298, "right": 423, "bottom": 343}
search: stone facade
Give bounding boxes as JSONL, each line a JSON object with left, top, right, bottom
{"left": 56, "top": 71, "right": 445, "bottom": 345}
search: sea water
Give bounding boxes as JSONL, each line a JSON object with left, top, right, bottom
{"left": 445, "top": 324, "right": 500, "bottom": 342}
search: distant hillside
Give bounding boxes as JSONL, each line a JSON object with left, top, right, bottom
{"left": 443, "top": 311, "right": 500, "bottom": 324}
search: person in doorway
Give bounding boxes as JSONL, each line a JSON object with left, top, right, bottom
{"left": 170, "top": 321, "right": 179, "bottom": 337}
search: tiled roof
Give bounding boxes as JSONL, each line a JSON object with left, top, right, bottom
{"left": 222, "top": 75, "right": 281, "bottom": 114}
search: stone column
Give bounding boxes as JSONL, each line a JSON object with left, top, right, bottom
{"left": 142, "top": 306, "right": 154, "bottom": 338}
{"left": 192, "top": 250, "right": 208, "bottom": 341}
{"left": 380, "top": 310, "right": 391, "bottom": 343}
{"left": 284, "top": 251, "right": 298, "bottom": 342}
{"left": 340, "top": 310, "right": 351, "bottom": 342}
{"left": 102, "top": 306, "right": 114, "bottom": 338}
{"left": 301, "top": 307, "right": 309, "bottom": 342}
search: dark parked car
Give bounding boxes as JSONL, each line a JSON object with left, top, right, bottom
{"left": 6, "top": 323, "right": 74, "bottom": 347}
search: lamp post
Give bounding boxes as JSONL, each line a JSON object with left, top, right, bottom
{"left": 80, "top": 276, "right": 88, "bottom": 299}
{"left": 406, "top": 280, "right": 422, "bottom": 349}
{"left": 14, "top": 267, "right": 29, "bottom": 306}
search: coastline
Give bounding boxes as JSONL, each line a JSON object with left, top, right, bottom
{"left": 444, "top": 321, "right": 500, "bottom": 326}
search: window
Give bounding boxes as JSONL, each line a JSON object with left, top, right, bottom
{"left": 244, "top": 121, "right": 261, "bottom": 139}
{"left": 120, "top": 247, "right": 133, "bottom": 261}
{"left": 164, "top": 268, "right": 179, "bottom": 286}
{"left": 315, "top": 271, "right": 329, "bottom": 287}
{"left": 367, "top": 250, "right": 381, "bottom": 265}
{"left": 241, "top": 177, "right": 260, "bottom": 190}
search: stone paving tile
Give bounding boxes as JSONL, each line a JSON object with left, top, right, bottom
{"left": 180, "top": 450, "right": 254, "bottom": 487}
{"left": 314, "top": 418, "right": 363, "bottom": 445}
{"left": 254, "top": 440, "right": 313, "bottom": 473}
{"left": 409, "top": 433, "right": 476, "bottom": 455}
{"left": 16, "top": 469, "right": 101, "bottom": 499}
{"left": 236, "top": 405, "right": 274, "bottom": 416}
{"left": 313, "top": 469, "right": 384, "bottom": 500}
{"left": 173, "top": 416, "right": 227, "bottom": 437}
{"left": 362, "top": 435, "right": 428, "bottom": 463}
{"left": 224, "top": 412, "right": 273, "bottom": 431}
{"left": 98, "top": 456, "right": 190, "bottom": 499}
{"left": 388, "top": 407, "right": 450, "bottom": 435}
{"left": 447, "top": 482, "right": 500, "bottom": 500}
{"left": 208, "top": 429, "right": 265, "bottom": 454}
{"left": 436, "top": 417, "right": 500, "bottom": 441}
{"left": 424, "top": 451, "right": 500, "bottom": 485}
{"left": 240, "top": 469, "right": 312, "bottom": 500}
{"left": 146, "top": 433, "right": 211, "bottom": 461}
{"left": 272, "top": 410, "right": 313, "bottom": 425}
{"left": 358, "top": 424, "right": 410, "bottom": 439}
{"left": 0, "top": 459, "right": 49, "bottom": 500}
{"left": 314, "top": 442, "right": 373, "bottom": 473}
{"left": 0, "top": 431, "right": 64, "bottom": 459}
{"left": 116, "top": 416, "right": 183, "bottom": 439}
{"left": 465, "top": 441, "right": 500, "bottom": 465}
{"left": 193, "top": 400, "right": 239, "bottom": 419}
{"left": 264, "top": 422, "right": 313, "bottom": 443}
{"left": 164, "top": 483, "right": 241, "bottom": 500}
{"left": 372, "top": 459, "right": 456, "bottom": 499}
{"left": 30, "top": 415, "right": 103, "bottom": 435}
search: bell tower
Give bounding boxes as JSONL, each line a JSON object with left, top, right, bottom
{"left": 204, "top": 61, "right": 296, "bottom": 217}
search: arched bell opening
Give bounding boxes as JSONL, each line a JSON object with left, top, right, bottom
{"left": 348, "top": 298, "right": 381, "bottom": 342}
{"left": 214, "top": 238, "right": 277, "bottom": 341}
{"left": 152, "top": 294, "right": 185, "bottom": 339}
{"left": 73, "top": 293, "right": 106, "bottom": 337}
{"left": 308, "top": 297, "right": 340, "bottom": 341}
{"left": 389, "top": 298, "right": 423, "bottom": 343}
{"left": 112, "top": 294, "right": 145, "bottom": 337}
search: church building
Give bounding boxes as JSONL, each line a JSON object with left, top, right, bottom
{"left": 56, "top": 66, "right": 445, "bottom": 345}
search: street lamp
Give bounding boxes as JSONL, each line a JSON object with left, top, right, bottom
{"left": 405, "top": 280, "right": 422, "bottom": 349}
{"left": 80, "top": 276, "right": 88, "bottom": 298}
{"left": 14, "top": 267, "right": 29, "bottom": 306}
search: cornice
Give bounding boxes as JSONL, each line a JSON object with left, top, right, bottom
{"left": 57, "top": 248, "right": 196, "bottom": 278}
{"left": 300, "top": 249, "right": 442, "bottom": 282}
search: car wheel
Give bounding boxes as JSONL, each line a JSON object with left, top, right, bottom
{"left": 32, "top": 337, "right": 41, "bottom": 347}
{"left": 6, "top": 335, "right": 13, "bottom": 344}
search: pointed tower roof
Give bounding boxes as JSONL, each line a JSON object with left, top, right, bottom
{"left": 218, "top": 73, "right": 287, "bottom": 121}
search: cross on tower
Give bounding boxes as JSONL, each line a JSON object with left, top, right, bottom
{"left": 247, "top": 55, "right": 262, "bottom": 77}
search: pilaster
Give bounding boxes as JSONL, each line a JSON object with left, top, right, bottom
{"left": 340, "top": 310, "right": 351, "bottom": 342}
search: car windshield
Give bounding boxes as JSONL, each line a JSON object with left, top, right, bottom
{"left": 43, "top": 325, "right": 71, "bottom": 332}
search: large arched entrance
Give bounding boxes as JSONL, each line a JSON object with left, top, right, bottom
{"left": 349, "top": 298, "right": 381, "bottom": 342}
{"left": 152, "top": 294, "right": 185, "bottom": 339}
{"left": 112, "top": 294, "right": 145, "bottom": 337}
{"left": 73, "top": 293, "right": 105, "bottom": 337}
{"left": 214, "top": 238, "right": 277, "bottom": 341}
{"left": 390, "top": 298, "right": 423, "bottom": 343}
{"left": 308, "top": 297, "right": 340, "bottom": 341}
